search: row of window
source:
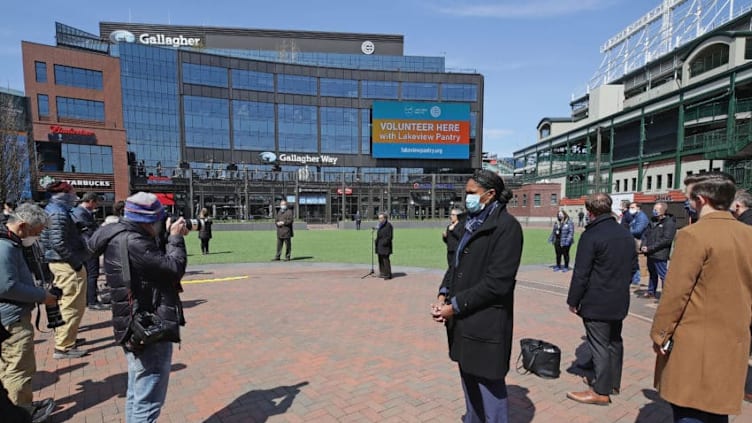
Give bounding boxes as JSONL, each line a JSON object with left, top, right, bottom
{"left": 37, "top": 94, "right": 105, "bottom": 122}
{"left": 37, "top": 142, "right": 113, "bottom": 174}
{"left": 182, "top": 63, "right": 478, "bottom": 101}
{"left": 509, "top": 193, "right": 558, "bottom": 208}
{"left": 614, "top": 173, "right": 674, "bottom": 193}
{"left": 35, "top": 61, "right": 104, "bottom": 90}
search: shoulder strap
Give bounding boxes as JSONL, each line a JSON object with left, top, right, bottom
{"left": 118, "top": 232, "right": 131, "bottom": 291}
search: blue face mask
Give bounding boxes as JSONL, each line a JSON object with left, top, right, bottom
{"left": 465, "top": 194, "right": 484, "bottom": 214}
{"left": 652, "top": 210, "right": 659, "bottom": 217}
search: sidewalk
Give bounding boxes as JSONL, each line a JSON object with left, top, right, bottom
{"left": 31, "top": 262, "right": 751, "bottom": 422}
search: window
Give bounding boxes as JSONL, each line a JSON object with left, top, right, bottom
{"left": 232, "top": 100, "right": 274, "bottom": 150}
{"left": 362, "top": 81, "right": 398, "bottom": 99}
{"left": 623, "top": 179, "right": 628, "bottom": 192}
{"left": 278, "top": 104, "right": 317, "bottom": 152}
{"left": 540, "top": 124, "right": 551, "bottom": 139}
{"left": 511, "top": 194, "right": 518, "bottom": 207}
{"left": 61, "top": 144, "right": 113, "bottom": 174}
{"left": 631, "top": 178, "right": 637, "bottom": 191}
{"left": 182, "top": 63, "right": 228, "bottom": 88}
{"left": 231, "top": 69, "right": 273, "bottom": 92}
{"left": 686, "top": 170, "right": 693, "bottom": 176}
{"left": 54, "top": 65, "right": 103, "bottom": 90}
{"left": 35, "top": 62, "right": 47, "bottom": 83}
{"left": 615, "top": 180, "right": 620, "bottom": 192}
{"left": 550, "top": 193, "right": 558, "bottom": 205}
{"left": 320, "top": 78, "right": 358, "bottom": 97}
{"left": 321, "top": 107, "right": 359, "bottom": 154}
{"left": 522, "top": 194, "right": 527, "bottom": 207}
{"left": 746, "top": 37, "right": 752, "bottom": 60}
{"left": 533, "top": 193, "right": 541, "bottom": 207}
{"left": 657, "top": 175, "right": 663, "bottom": 190}
{"left": 647, "top": 176, "right": 652, "bottom": 190}
{"left": 277, "top": 74, "right": 316, "bottom": 95}
{"left": 56, "top": 97, "right": 104, "bottom": 122}
{"left": 361, "top": 109, "right": 371, "bottom": 154}
{"left": 667, "top": 173, "right": 673, "bottom": 188}
{"left": 37, "top": 94, "right": 49, "bottom": 118}
{"left": 689, "top": 43, "right": 730, "bottom": 78}
{"left": 401, "top": 82, "right": 438, "bottom": 100}
{"left": 441, "top": 83, "right": 478, "bottom": 101}
{"left": 183, "top": 96, "right": 229, "bottom": 149}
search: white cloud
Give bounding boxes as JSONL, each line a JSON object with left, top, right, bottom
{"left": 435, "top": 0, "right": 616, "bottom": 18}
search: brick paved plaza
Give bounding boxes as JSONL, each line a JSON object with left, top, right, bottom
{"left": 30, "top": 263, "right": 752, "bottom": 422}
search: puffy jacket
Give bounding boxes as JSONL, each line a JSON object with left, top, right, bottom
{"left": 40, "top": 199, "right": 87, "bottom": 270}
{"left": 548, "top": 218, "right": 574, "bottom": 247}
{"left": 640, "top": 214, "right": 677, "bottom": 261}
{"left": 87, "top": 220, "right": 187, "bottom": 348}
{"left": 629, "top": 210, "right": 649, "bottom": 239}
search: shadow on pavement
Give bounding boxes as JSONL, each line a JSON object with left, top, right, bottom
{"left": 565, "top": 340, "right": 593, "bottom": 379}
{"left": 202, "top": 381, "right": 309, "bottom": 423}
{"left": 185, "top": 270, "right": 213, "bottom": 276}
{"left": 51, "top": 372, "right": 128, "bottom": 422}
{"left": 182, "top": 299, "right": 208, "bottom": 309}
{"left": 78, "top": 320, "right": 112, "bottom": 333}
{"left": 508, "top": 385, "right": 535, "bottom": 423}
{"left": 34, "top": 362, "right": 88, "bottom": 391}
{"left": 635, "top": 388, "right": 671, "bottom": 422}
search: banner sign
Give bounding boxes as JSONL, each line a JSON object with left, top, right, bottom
{"left": 371, "top": 102, "right": 470, "bottom": 159}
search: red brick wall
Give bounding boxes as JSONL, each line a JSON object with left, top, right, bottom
{"left": 507, "top": 183, "right": 561, "bottom": 218}
{"left": 22, "top": 42, "right": 129, "bottom": 201}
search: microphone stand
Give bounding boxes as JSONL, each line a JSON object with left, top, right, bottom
{"left": 361, "top": 227, "right": 377, "bottom": 278}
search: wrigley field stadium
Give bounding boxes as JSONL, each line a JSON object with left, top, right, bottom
{"left": 512, "top": 0, "right": 752, "bottom": 225}
{"left": 20, "top": 21, "right": 484, "bottom": 223}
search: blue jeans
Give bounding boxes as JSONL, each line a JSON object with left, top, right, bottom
{"left": 647, "top": 258, "right": 668, "bottom": 295}
{"left": 671, "top": 404, "right": 728, "bottom": 423}
{"left": 460, "top": 368, "right": 508, "bottom": 423}
{"left": 125, "top": 342, "right": 173, "bottom": 423}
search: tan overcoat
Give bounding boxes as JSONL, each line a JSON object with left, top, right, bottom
{"left": 650, "top": 211, "right": 752, "bottom": 415}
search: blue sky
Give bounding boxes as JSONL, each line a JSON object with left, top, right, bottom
{"left": 0, "top": 0, "right": 653, "bottom": 157}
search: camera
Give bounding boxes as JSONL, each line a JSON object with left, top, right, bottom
{"left": 46, "top": 286, "right": 65, "bottom": 329}
{"left": 184, "top": 218, "right": 204, "bottom": 231}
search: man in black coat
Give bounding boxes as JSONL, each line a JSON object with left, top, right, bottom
{"left": 432, "top": 170, "right": 523, "bottom": 422}
{"left": 639, "top": 202, "right": 677, "bottom": 298}
{"left": 86, "top": 192, "right": 187, "bottom": 422}
{"left": 71, "top": 192, "right": 107, "bottom": 310}
{"left": 567, "top": 193, "right": 637, "bottom": 406}
{"left": 273, "top": 200, "right": 294, "bottom": 261}
{"left": 731, "top": 189, "right": 752, "bottom": 225}
{"left": 375, "top": 212, "right": 393, "bottom": 279}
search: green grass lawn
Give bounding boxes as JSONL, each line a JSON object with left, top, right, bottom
{"left": 185, "top": 227, "right": 578, "bottom": 269}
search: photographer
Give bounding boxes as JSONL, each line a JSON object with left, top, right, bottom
{"left": 87, "top": 192, "right": 187, "bottom": 423}
{"left": 0, "top": 203, "right": 57, "bottom": 422}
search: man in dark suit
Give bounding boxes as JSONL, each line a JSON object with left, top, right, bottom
{"left": 273, "top": 200, "right": 294, "bottom": 261}
{"left": 375, "top": 212, "right": 393, "bottom": 279}
{"left": 71, "top": 192, "right": 106, "bottom": 311}
{"left": 567, "top": 193, "right": 637, "bottom": 406}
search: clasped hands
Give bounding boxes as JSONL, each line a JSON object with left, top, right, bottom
{"left": 431, "top": 295, "right": 453, "bottom": 323}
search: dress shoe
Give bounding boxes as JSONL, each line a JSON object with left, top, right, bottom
{"left": 745, "top": 393, "right": 752, "bottom": 403}
{"left": 566, "top": 389, "right": 611, "bottom": 405}
{"left": 582, "top": 376, "right": 619, "bottom": 395}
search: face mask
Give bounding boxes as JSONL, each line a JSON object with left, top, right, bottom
{"left": 465, "top": 194, "right": 484, "bottom": 214}
{"left": 652, "top": 210, "right": 660, "bottom": 217}
{"left": 629, "top": 208, "right": 638, "bottom": 215}
{"left": 557, "top": 213, "right": 564, "bottom": 220}
{"left": 21, "top": 235, "right": 39, "bottom": 247}
{"left": 280, "top": 206, "right": 287, "bottom": 211}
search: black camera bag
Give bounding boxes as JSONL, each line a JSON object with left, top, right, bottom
{"left": 516, "top": 338, "right": 561, "bottom": 379}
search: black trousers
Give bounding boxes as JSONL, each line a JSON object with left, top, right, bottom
{"left": 200, "top": 238, "right": 210, "bottom": 254}
{"left": 583, "top": 319, "right": 623, "bottom": 396}
{"left": 276, "top": 237, "right": 291, "bottom": 259}
{"left": 85, "top": 256, "right": 100, "bottom": 305}
{"left": 378, "top": 254, "right": 392, "bottom": 277}
{"left": 554, "top": 244, "right": 571, "bottom": 268}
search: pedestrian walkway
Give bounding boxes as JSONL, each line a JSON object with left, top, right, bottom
{"left": 31, "top": 263, "right": 752, "bottom": 422}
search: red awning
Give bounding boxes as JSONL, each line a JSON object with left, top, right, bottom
{"left": 154, "top": 193, "right": 175, "bottom": 206}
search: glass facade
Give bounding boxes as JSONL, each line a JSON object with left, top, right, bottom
{"left": 361, "top": 109, "right": 371, "bottom": 154}
{"left": 183, "top": 63, "right": 228, "bottom": 87}
{"left": 56, "top": 96, "right": 104, "bottom": 121}
{"left": 401, "top": 82, "right": 438, "bottom": 100}
{"left": 231, "top": 69, "right": 274, "bottom": 92}
{"left": 441, "top": 83, "right": 478, "bottom": 101}
{"left": 184, "top": 96, "right": 230, "bottom": 149}
{"left": 37, "top": 94, "right": 49, "bottom": 117}
{"left": 362, "top": 81, "right": 399, "bottom": 99}
{"left": 120, "top": 43, "right": 180, "bottom": 167}
{"left": 233, "top": 100, "right": 274, "bottom": 150}
{"left": 321, "top": 107, "right": 359, "bottom": 153}
{"left": 278, "top": 104, "right": 317, "bottom": 152}
{"left": 62, "top": 144, "right": 113, "bottom": 173}
{"left": 277, "top": 74, "right": 317, "bottom": 95}
{"left": 320, "top": 78, "right": 358, "bottom": 97}
{"left": 54, "top": 65, "right": 103, "bottom": 90}
{"left": 35, "top": 62, "right": 47, "bottom": 83}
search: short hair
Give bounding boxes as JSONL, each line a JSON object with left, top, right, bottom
{"left": 470, "top": 169, "right": 512, "bottom": 203}
{"left": 8, "top": 203, "right": 49, "bottom": 228}
{"left": 4, "top": 201, "right": 16, "bottom": 210}
{"left": 734, "top": 189, "right": 752, "bottom": 208}
{"left": 80, "top": 192, "right": 99, "bottom": 203}
{"left": 654, "top": 202, "right": 668, "bottom": 212}
{"left": 684, "top": 171, "right": 737, "bottom": 210}
{"left": 378, "top": 212, "right": 389, "bottom": 219}
{"left": 451, "top": 206, "right": 464, "bottom": 216}
{"left": 629, "top": 202, "right": 641, "bottom": 208}
{"left": 585, "top": 193, "right": 613, "bottom": 217}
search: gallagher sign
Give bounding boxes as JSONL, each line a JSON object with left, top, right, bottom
{"left": 109, "top": 29, "right": 203, "bottom": 48}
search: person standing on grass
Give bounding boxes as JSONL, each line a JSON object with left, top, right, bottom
{"left": 197, "top": 208, "right": 213, "bottom": 255}
{"left": 273, "top": 200, "right": 293, "bottom": 261}
{"left": 548, "top": 210, "right": 574, "bottom": 272}
{"left": 442, "top": 206, "right": 464, "bottom": 268}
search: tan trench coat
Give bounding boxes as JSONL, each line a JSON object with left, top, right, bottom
{"left": 650, "top": 211, "right": 752, "bottom": 415}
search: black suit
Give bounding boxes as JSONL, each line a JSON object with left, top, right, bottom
{"left": 375, "top": 221, "right": 393, "bottom": 278}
